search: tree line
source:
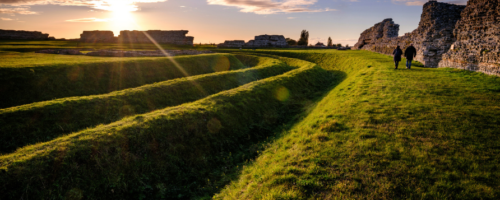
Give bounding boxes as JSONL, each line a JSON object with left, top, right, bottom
{"left": 286, "top": 30, "right": 349, "bottom": 48}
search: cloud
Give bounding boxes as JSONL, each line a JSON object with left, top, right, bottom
{"left": 207, "top": 0, "right": 325, "bottom": 14}
{"left": 392, "top": 0, "right": 468, "bottom": 6}
{"left": 66, "top": 17, "right": 109, "bottom": 22}
{"left": 0, "top": 0, "right": 167, "bottom": 15}
{"left": 1, "top": 16, "right": 13, "bottom": 19}
{"left": 0, "top": 7, "right": 37, "bottom": 14}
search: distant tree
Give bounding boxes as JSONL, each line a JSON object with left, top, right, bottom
{"left": 298, "top": 30, "right": 309, "bottom": 46}
{"left": 286, "top": 38, "right": 297, "bottom": 46}
{"left": 345, "top": 44, "right": 350, "bottom": 48}
{"left": 327, "top": 37, "right": 333, "bottom": 47}
{"left": 336, "top": 44, "right": 342, "bottom": 48}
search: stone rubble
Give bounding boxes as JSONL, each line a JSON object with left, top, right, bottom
{"left": 35, "top": 49, "right": 84, "bottom": 55}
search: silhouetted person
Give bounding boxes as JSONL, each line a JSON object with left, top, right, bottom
{"left": 404, "top": 44, "right": 417, "bottom": 69}
{"left": 392, "top": 46, "right": 403, "bottom": 69}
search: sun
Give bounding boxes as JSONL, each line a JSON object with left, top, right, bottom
{"left": 102, "top": 0, "right": 138, "bottom": 34}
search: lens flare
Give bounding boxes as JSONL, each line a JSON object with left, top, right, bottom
{"left": 275, "top": 86, "right": 290, "bottom": 102}
{"left": 213, "top": 56, "right": 230, "bottom": 72}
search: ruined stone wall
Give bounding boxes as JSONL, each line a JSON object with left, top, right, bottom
{"left": 353, "top": 18, "right": 399, "bottom": 49}
{"left": 217, "top": 35, "right": 288, "bottom": 48}
{"left": 80, "top": 31, "right": 117, "bottom": 43}
{"left": 118, "top": 30, "right": 194, "bottom": 45}
{"left": 217, "top": 40, "right": 246, "bottom": 48}
{"left": 439, "top": 0, "right": 500, "bottom": 76}
{"left": 245, "top": 35, "right": 288, "bottom": 48}
{"left": 353, "top": 1, "right": 465, "bottom": 68}
{"left": 0, "top": 29, "right": 50, "bottom": 40}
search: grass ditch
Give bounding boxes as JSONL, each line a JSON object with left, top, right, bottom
{"left": 0, "top": 53, "right": 245, "bottom": 108}
{"left": 0, "top": 55, "right": 294, "bottom": 153}
{"left": 0, "top": 56, "right": 336, "bottom": 199}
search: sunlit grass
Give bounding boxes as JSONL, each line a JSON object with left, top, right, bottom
{"left": 0, "top": 55, "right": 294, "bottom": 153}
{"left": 0, "top": 55, "right": 334, "bottom": 199}
{"left": 214, "top": 50, "right": 500, "bottom": 199}
{"left": 1, "top": 42, "right": 499, "bottom": 199}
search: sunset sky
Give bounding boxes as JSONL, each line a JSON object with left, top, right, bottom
{"left": 0, "top": 0, "right": 467, "bottom": 45}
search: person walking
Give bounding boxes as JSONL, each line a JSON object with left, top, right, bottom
{"left": 392, "top": 46, "right": 403, "bottom": 69}
{"left": 404, "top": 44, "right": 417, "bottom": 69}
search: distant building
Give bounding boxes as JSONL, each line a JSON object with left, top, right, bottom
{"left": 80, "top": 31, "right": 116, "bottom": 43}
{"left": 217, "top": 40, "right": 246, "bottom": 48}
{"left": 315, "top": 42, "right": 326, "bottom": 47}
{"left": 217, "top": 34, "right": 289, "bottom": 48}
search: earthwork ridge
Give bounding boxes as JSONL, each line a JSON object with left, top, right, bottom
{"left": 0, "top": 53, "right": 336, "bottom": 199}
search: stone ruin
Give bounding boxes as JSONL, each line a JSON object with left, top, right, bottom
{"left": 354, "top": 0, "right": 500, "bottom": 76}
{"left": 0, "top": 29, "right": 53, "bottom": 40}
{"left": 218, "top": 34, "right": 288, "bottom": 48}
{"left": 218, "top": 40, "right": 246, "bottom": 48}
{"left": 80, "top": 30, "right": 194, "bottom": 46}
{"left": 80, "top": 31, "right": 116, "bottom": 43}
{"left": 439, "top": 0, "right": 500, "bottom": 76}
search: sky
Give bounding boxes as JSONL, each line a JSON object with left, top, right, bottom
{"left": 0, "top": 0, "right": 468, "bottom": 46}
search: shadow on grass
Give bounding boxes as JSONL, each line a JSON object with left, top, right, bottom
{"left": 189, "top": 60, "right": 348, "bottom": 199}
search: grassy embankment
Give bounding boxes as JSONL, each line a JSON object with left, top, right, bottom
{"left": 0, "top": 55, "right": 295, "bottom": 153}
{"left": 0, "top": 55, "right": 336, "bottom": 199}
{"left": 0, "top": 53, "right": 247, "bottom": 108}
{"left": 213, "top": 49, "right": 500, "bottom": 199}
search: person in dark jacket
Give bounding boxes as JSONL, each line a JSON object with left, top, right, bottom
{"left": 404, "top": 44, "right": 417, "bottom": 69}
{"left": 392, "top": 46, "right": 403, "bottom": 69}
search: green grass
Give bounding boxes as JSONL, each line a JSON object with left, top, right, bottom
{"left": 0, "top": 40, "right": 215, "bottom": 52}
{"left": 0, "top": 55, "right": 335, "bottom": 199}
{"left": 0, "top": 51, "right": 187, "bottom": 68}
{"left": 213, "top": 50, "right": 500, "bottom": 199}
{"left": 0, "top": 55, "right": 294, "bottom": 153}
{"left": 1, "top": 41, "right": 500, "bottom": 200}
{"left": 0, "top": 53, "right": 247, "bottom": 108}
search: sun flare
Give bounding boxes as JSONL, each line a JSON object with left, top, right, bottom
{"left": 100, "top": 0, "right": 138, "bottom": 34}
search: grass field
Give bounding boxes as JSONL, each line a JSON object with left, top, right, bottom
{"left": 213, "top": 50, "right": 500, "bottom": 199}
{"left": 1, "top": 41, "right": 499, "bottom": 199}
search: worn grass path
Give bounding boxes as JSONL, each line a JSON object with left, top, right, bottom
{"left": 215, "top": 50, "right": 500, "bottom": 199}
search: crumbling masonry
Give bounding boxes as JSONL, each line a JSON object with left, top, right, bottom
{"left": 218, "top": 35, "right": 288, "bottom": 48}
{"left": 353, "top": 0, "right": 499, "bottom": 76}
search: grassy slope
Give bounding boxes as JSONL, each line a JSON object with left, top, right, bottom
{"left": 0, "top": 53, "right": 245, "bottom": 108}
{"left": 0, "top": 56, "right": 335, "bottom": 199}
{"left": 215, "top": 50, "right": 500, "bottom": 199}
{"left": 0, "top": 56, "right": 294, "bottom": 153}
